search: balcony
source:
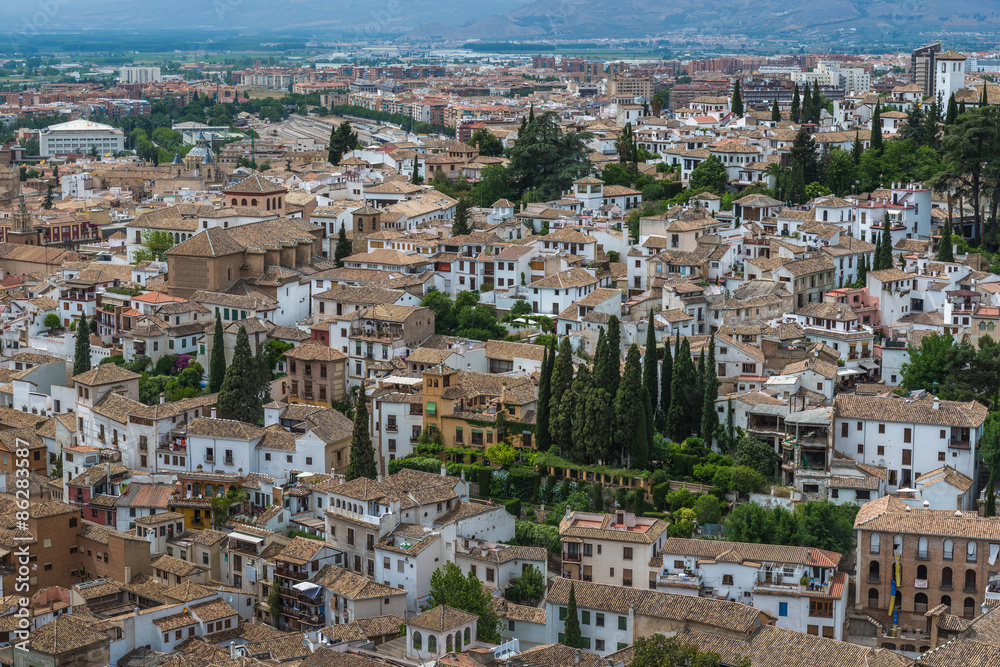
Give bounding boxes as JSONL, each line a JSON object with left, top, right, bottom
{"left": 562, "top": 551, "right": 582, "bottom": 563}
{"left": 386, "top": 424, "right": 397, "bottom": 433}
{"left": 224, "top": 456, "right": 235, "bottom": 466}
{"left": 658, "top": 572, "right": 702, "bottom": 589}
{"left": 275, "top": 566, "right": 308, "bottom": 581}
{"left": 949, "top": 440, "right": 971, "bottom": 450}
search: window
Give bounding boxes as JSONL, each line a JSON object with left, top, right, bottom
{"left": 623, "top": 547, "right": 633, "bottom": 560}
{"left": 809, "top": 599, "right": 833, "bottom": 618}
{"left": 595, "top": 613, "right": 604, "bottom": 627}
{"left": 878, "top": 423, "right": 885, "bottom": 434}
{"left": 944, "top": 539, "right": 954, "bottom": 561}
{"left": 968, "top": 541, "right": 978, "bottom": 562}
{"left": 904, "top": 428, "right": 912, "bottom": 443}
{"left": 779, "top": 602, "right": 788, "bottom": 617}
{"left": 618, "top": 616, "right": 627, "bottom": 631}
{"left": 870, "top": 533, "right": 880, "bottom": 554}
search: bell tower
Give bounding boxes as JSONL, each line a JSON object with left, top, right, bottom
{"left": 7, "top": 193, "right": 40, "bottom": 246}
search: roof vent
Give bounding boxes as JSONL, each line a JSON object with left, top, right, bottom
{"left": 955, "top": 510, "right": 963, "bottom": 517}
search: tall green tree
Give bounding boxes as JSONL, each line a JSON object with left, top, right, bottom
{"left": 334, "top": 222, "right": 353, "bottom": 266}
{"left": 468, "top": 127, "right": 503, "bottom": 157}
{"left": 345, "top": 387, "right": 377, "bottom": 481}
{"left": 507, "top": 110, "right": 590, "bottom": 201}
{"left": 327, "top": 121, "right": 358, "bottom": 165}
{"left": 901, "top": 332, "right": 955, "bottom": 392}
{"left": 701, "top": 337, "right": 720, "bottom": 442}
{"left": 217, "top": 326, "right": 264, "bottom": 423}
{"left": 605, "top": 316, "right": 622, "bottom": 398}
{"left": 658, "top": 338, "right": 673, "bottom": 430}
{"left": 936, "top": 106, "right": 1000, "bottom": 245}
{"left": 939, "top": 219, "right": 955, "bottom": 262}
{"left": 870, "top": 102, "right": 883, "bottom": 152}
{"left": 73, "top": 314, "right": 91, "bottom": 377}
{"left": 557, "top": 365, "right": 586, "bottom": 456}
{"left": 411, "top": 158, "right": 421, "bottom": 184}
{"left": 771, "top": 98, "right": 781, "bottom": 123}
{"left": 801, "top": 83, "right": 812, "bottom": 123}
{"left": 426, "top": 562, "right": 500, "bottom": 642}
{"left": 945, "top": 92, "right": 959, "bottom": 125}
{"left": 666, "top": 339, "right": 697, "bottom": 442}
{"left": 901, "top": 102, "right": 926, "bottom": 146}
{"left": 548, "top": 338, "right": 574, "bottom": 451}
{"left": 731, "top": 80, "right": 743, "bottom": 117}
{"left": 982, "top": 418, "right": 1000, "bottom": 517}
{"left": 643, "top": 315, "right": 659, "bottom": 416}
{"left": 562, "top": 583, "right": 583, "bottom": 648}
{"left": 688, "top": 154, "right": 728, "bottom": 194}
{"left": 614, "top": 344, "right": 647, "bottom": 467}
{"left": 789, "top": 130, "right": 819, "bottom": 184}
{"left": 790, "top": 84, "right": 801, "bottom": 123}
{"left": 536, "top": 342, "right": 554, "bottom": 452}
{"left": 851, "top": 129, "right": 863, "bottom": 164}
{"left": 43, "top": 185, "right": 53, "bottom": 209}
{"left": 452, "top": 197, "right": 472, "bottom": 237}
{"left": 209, "top": 315, "right": 226, "bottom": 393}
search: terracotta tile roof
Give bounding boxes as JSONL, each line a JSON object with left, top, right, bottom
{"left": 854, "top": 495, "right": 1000, "bottom": 539}
{"left": 547, "top": 578, "right": 764, "bottom": 634}
{"left": 673, "top": 625, "right": 910, "bottom": 667}
{"left": 491, "top": 598, "right": 547, "bottom": 624}
{"left": 559, "top": 511, "right": 668, "bottom": 545}
{"left": 185, "top": 417, "right": 265, "bottom": 440}
{"left": 285, "top": 340, "right": 347, "bottom": 362}
{"left": 407, "top": 604, "right": 478, "bottom": 632}
{"left": 189, "top": 597, "right": 238, "bottom": 623}
{"left": 511, "top": 643, "right": 606, "bottom": 667}
{"left": 27, "top": 614, "right": 110, "bottom": 653}
{"left": 311, "top": 563, "right": 404, "bottom": 600}
{"left": 834, "top": 393, "right": 987, "bottom": 428}
{"left": 662, "top": 537, "right": 842, "bottom": 569}
{"left": 320, "top": 613, "right": 405, "bottom": 643}
{"left": 529, "top": 268, "right": 599, "bottom": 290}
{"left": 72, "top": 363, "right": 141, "bottom": 386}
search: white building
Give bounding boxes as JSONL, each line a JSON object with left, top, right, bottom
{"left": 120, "top": 66, "right": 162, "bottom": 84}
{"left": 657, "top": 537, "right": 849, "bottom": 640}
{"left": 833, "top": 392, "right": 988, "bottom": 492}
{"left": 39, "top": 119, "right": 125, "bottom": 157}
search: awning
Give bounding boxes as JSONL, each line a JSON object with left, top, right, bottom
{"left": 229, "top": 533, "right": 265, "bottom": 544}
{"left": 837, "top": 368, "right": 863, "bottom": 376}
{"left": 293, "top": 581, "right": 322, "bottom": 592}
{"left": 858, "top": 361, "right": 880, "bottom": 371}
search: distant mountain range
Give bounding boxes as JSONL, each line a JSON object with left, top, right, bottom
{"left": 0, "top": 0, "right": 997, "bottom": 42}
{"left": 403, "top": 0, "right": 1000, "bottom": 42}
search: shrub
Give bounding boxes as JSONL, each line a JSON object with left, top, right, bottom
{"left": 693, "top": 494, "right": 723, "bottom": 524}
{"left": 652, "top": 482, "right": 671, "bottom": 511}
{"left": 515, "top": 521, "right": 561, "bottom": 553}
{"left": 504, "top": 499, "right": 521, "bottom": 518}
{"left": 666, "top": 488, "right": 695, "bottom": 513}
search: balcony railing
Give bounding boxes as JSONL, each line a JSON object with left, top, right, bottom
{"left": 562, "top": 552, "right": 582, "bottom": 563}
{"left": 275, "top": 566, "right": 308, "bottom": 581}
{"left": 950, "top": 440, "right": 971, "bottom": 450}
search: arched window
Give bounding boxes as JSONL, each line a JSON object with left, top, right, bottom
{"left": 964, "top": 597, "right": 976, "bottom": 618}
{"left": 870, "top": 533, "right": 880, "bottom": 554}
{"left": 232, "top": 197, "right": 238, "bottom": 205}
{"left": 942, "top": 567, "right": 953, "bottom": 589}
{"left": 427, "top": 635, "right": 437, "bottom": 653}
{"left": 823, "top": 210, "right": 828, "bottom": 221}
{"left": 944, "top": 539, "right": 954, "bottom": 560}
{"left": 251, "top": 198, "right": 258, "bottom": 207}
{"left": 941, "top": 595, "right": 951, "bottom": 611}
{"left": 868, "top": 588, "right": 879, "bottom": 608}
{"left": 723, "top": 574, "right": 734, "bottom": 585}
{"left": 918, "top": 537, "right": 929, "bottom": 558}
{"left": 412, "top": 632, "right": 422, "bottom": 651}
{"left": 868, "top": 561, "right": 880, "bottom": 583}
{"left": 894, "top": 535, "right": 903, "bottom": 552}
{"left": 241, "top": 198, "right": 247, "bottom": 206}
{"left": 266, "top": 199, "right": 271, "bottom": 211}
{"left": 966, "top": 569, "right": 977, "bottom": 591}
{"left": 446, "top": 635, "right": 452, "bottom": 652}
{"left": 278, "top": 197, "right": 282, "bottom": 208}
{"left": 915, "top": 592, "right": 928, "bottom": 612}
{"left": 969, "top": 541, "right": 978, "bottom": 562}
{"left": 464, "top": 627, "right": 471, "bottom": 644}
{"left": 917, "top": 564, "right": 927, "bottom": 580}
{"left": 455, "top": 632, "right": 462, "bottom": 652}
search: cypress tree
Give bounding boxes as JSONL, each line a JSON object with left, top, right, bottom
{"left": 548, "top": 338, "right": 574, "bottom": 450}
{"left": 880, "top": 214, "right": 893, "bottom": 268}
{"left": 939, "top": 219, "right": 955, "bottom": 262}
{"left": 345, "top": 387, "right": 377, "bottom": 481}
{"left": 592, "top": 327, "right": 609, "bottom": 393}
{"left": 605, "top": 316, "right": 622, "bottom": 398}
{"left": 535, "top": 342, "right": 553, "bottom": 451}
{"left": 637, "top": 386, "right": 653, "bottom": 469}
{"left": 801, "top": 83, "right": 812, "bottom": 123}
{"left": 614, "top": 344, "right": 646, "bottom": 467}
{"left": 557, "top": 365, "right": 586, "bottom": 457}
{"left": 658, "top": 336, "right": 672, "bottom": 430}
{"left": 335, "top": 222, "right": 353, "bottom": 267}
{"left": 790, "top": 84, "right": 801, "bottom": 123}
{"left": 851, "top": 129, "right": 862, "bottom": 164}
{"left": 592, "top": 483, "right": 604, "bottom": 512}
{"left": 771, "top": 98, "right": 780, "bottom": 123}
{"left": 666, "top": 339, "right": 696, "bottom": 442}
{"left": 209, "top": 314, "right": 226, "bottom": 393}
{"left": 959, "top": 100, "right": 967, "bottom": 115}
{"left": 856, "top": 252, "right": 868, "bottom": 286}
{"left": 411, "top": 158, "right": 420, "bottom": 184}
{"left": 563, "top": 583, "right": 582, "bottom": 648}
{"left": 73, "top": 314, "right": 91, "bottom": 377}
{"left": 642, "top": 313, "right": 658, "bottom": 416}
{"left": 982, "top": 81, "right": 990, "bottom": 107}
{"left": 731, "top": 80, "right": 743, "bottom": 117}
{"left": 452, "top": 197, "right": 472, "bottom": 236}
{"left": 217, "top": 326, "right": 264, "bottom": 424}
{"left": 694, "top": 351, "right": 705, "bottom": 429}
{"left": 701, "top": 337, "right": 720, "bottom": 443}
{"left": 870, "top": 102, "right": 883, "bottom": 152}
{"left": 945, "top": 92, "right": 958, "bottom": 125}
{"left": 870, "top": 232, "right": 881, "bottom": 270}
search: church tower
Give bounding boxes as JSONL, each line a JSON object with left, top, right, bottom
{"left": 7, "top": 193, "right": 40, "bottom": 246}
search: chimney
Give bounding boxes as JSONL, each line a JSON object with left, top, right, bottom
{"left": 575, "top": 651, "right": 581, "bottom": 664}
{"left": 441, "top": 464, "right": 447, "bottom": 477}
{"left": 211, "top": 407, "right": 217, "bottom": 418}
{"left": 159, "top": 392, "right": 165, "bottom": 404}
{"left": 933, "top": 397, "right": 940, "bottom": 410}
